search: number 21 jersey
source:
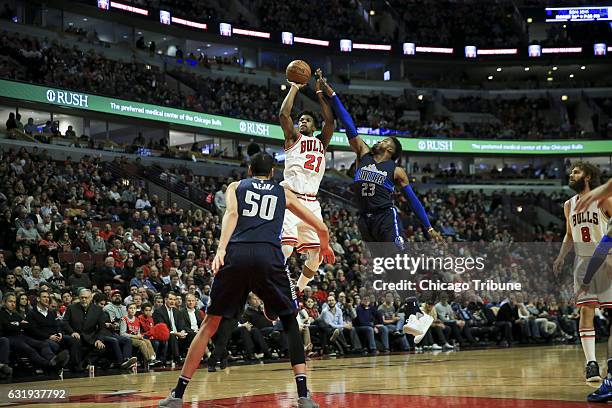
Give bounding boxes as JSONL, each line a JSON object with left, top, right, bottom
{"left": 282, "top": 133, "right": 326, "bottom": 196}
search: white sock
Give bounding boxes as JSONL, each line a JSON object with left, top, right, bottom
{"left": 580, "top": 329, "right": 596, "bottom": 363}
{"left": 297, "top": 273, "right": 311, "bottom": 291}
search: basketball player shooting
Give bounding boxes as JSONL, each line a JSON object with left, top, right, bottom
{"left": 158, "top": 153, "right": 335, "bottom": 408}
{"left": 317, "top": 75, "right": 444, "bottom": 343}
{"left": 553, "top": 162, "right": 612, "bottom": 383}
{"left": 280, "top": 65, "right": 335, "bottom": 292}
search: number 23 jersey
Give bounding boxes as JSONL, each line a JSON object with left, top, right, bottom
{"left": 353, "top": 153, "right": 396, "bottom": 214}
{"left": 281, "top": 133, "right": 326, "bottom": 196}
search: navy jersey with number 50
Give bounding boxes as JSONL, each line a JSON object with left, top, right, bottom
{"left": 353, "top": 153, "right": 397, "bottom": 213}
{"left": 230, "top": 178, "right": 286, "bottom": 247}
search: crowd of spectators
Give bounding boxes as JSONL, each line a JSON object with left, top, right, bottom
{"left": 388, "top": 0, "right": 523, "bottom": 46}
{"left": 441, "top": 96, "right": 597, "bottom": 140}
{"left": 237, "top": 0, "right": 378, "bottom": 41}
{"left": 170, "top": 69, "right": 280, "bottom": 124}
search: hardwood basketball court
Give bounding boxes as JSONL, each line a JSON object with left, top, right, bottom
{"left": 0, "top": 344, "right": 602, "bottom": 407}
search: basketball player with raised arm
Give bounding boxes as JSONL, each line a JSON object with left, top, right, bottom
{"left": 573, "top": 177, "right": 612, "bottom": 401}
{"left": 318, "top": 76, "right": 444, "bottom": 343}
{"left": 158, "top": 153, "right": 335, "bottom": 408}
{"left": 553, "top": 162, "right": 612, "bottom": 382}
{"left": 280, "top": 69, "right": 335, "bottom": 292}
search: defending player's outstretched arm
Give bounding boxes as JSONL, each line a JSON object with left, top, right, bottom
{"left": 314, "top": 69, "right": 335, "bottom": 149}
{"left": 394, "top": 166, "right": 442, "bottom": 241}
{"left": 578, "top": 195, "right": 612, "bottom": 288}
{"left": 576, "top": 179, "right": 612, "bottom": 213}
{"left": 581, "top": 225, "right": 612, "bottom": 288}
{"left": 284, "top": 188, "right": 335, "bottom": 264}
{"left": 212, "top": 182, "right": 240, "bottom": 274}
{"left": 279, "top": 82, "right": 305, "bottom": 150}
{"left": 318, "top": 78, "right": 369, "bottom": 159}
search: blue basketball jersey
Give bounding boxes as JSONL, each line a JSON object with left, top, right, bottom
{"left": 353, "top": 153, "right": 396, "bottom": 213}
{"left": 230, "top": 178, "right": 286, "bottom": 247}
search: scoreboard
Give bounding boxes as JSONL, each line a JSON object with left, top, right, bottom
{"left": 545, "top": 6, "right": 612, "bottom": 22}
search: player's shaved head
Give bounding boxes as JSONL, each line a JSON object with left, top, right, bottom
{"left": 249, "top": 152, "right": 274, "bottom": 176}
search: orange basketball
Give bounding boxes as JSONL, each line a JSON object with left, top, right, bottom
{"left": 286, "top": 60, "right": 311, "bottom": 84}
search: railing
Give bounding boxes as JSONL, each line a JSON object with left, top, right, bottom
{"left": 104, "top": 161, "right": 212, "bottom": 213}
{"left": 135, "top": 164, "right": 215, "bottom": 213}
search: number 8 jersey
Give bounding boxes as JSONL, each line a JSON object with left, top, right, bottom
{"left": 569, "top": 194, "right": 610, "bottom": 256}
{"left": 231, "top": 178, "right": 286, "bottom": 247}
{"left": 353, "top": 153, "right": 397, "bottom": 214}
{"left": 281, "top": 133, "right": 326, "bottom": 196}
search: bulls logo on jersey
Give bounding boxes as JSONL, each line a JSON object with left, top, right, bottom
{"left": 299, "top": 138, "right": 325, "bottom": 155}
{"left": 572, "top": 211, "right": 599, "bottom": 227}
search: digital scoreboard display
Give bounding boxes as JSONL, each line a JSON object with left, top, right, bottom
{"left": 545, "top": 6, "right": 612, "bottom": 22}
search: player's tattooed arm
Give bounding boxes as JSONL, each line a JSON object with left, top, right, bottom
{"left": 553, "top": 200, "right": 574, "bottom": 276}
{"left": 213, "top": 182, "right": 239, "bottom": 274}
{"left": 315, "top": 69, "right": 335, "bottom": 149}
{"left": 279, "top": 81, "right": 305, "bottom": 149}
{"left": 576, "top": 179, "right": 612, "bottom": 213}
{"left": 284, "top": 188, "right": 335, "bottom": 264}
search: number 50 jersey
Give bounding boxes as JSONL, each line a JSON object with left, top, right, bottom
{"left": 353, "top": 153, "right": 397, "bottom": 214}
{"left": 281, "top": 133, "right": 326, "bottom": 196}
{"left": 230, "top": 178, "right": 286, "bottom": 247}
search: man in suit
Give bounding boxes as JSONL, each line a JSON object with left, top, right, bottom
{"left": 153, "top": 291, "right": 186, "bottom": 364}
{"left": 180, "top": 294, "right": 203, "bottom": 348}
{"left": 0, "top": 292, "right": 68, "bottom": 373}
{"left": 63, "top": 288, "right": 136, "bottom": 369}
{"left": 26, "top": 289, "right": 81, "bottom": 371}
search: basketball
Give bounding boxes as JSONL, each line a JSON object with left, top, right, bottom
{"left": 286, "top": 60, "right": 311, "bottom": 84}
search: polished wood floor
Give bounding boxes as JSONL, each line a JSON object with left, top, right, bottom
{"left": 0, "top": 344, "right": 605, "bottom": 407}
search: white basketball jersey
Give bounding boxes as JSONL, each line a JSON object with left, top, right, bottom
{"left": 569, "top": 194, "right": 609, "bottom": 256}
{"left": 281, "top": 133, "right": 326, "bottom": 196}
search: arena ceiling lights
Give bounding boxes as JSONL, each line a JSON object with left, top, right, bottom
{"left": 172, "top": 17, "right": 206, "bottom": 30}
{"left": 108, "top": 1, "right": 148, "bottom": 15}
{"left": 96, "top": 1, "right": 611, "bottom": 60}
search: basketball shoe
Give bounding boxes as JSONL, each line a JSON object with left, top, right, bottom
{"left": 158, "top": 391, "right": 182, "bottom": 408}
{"left": 298, "top": 391, "right": 320, "bottom": 408}
{"left": 588, "top": 376, "right": 612, "bottom": 402}
{"left": 587, "top": 361, "right": 602, "bottom": 382}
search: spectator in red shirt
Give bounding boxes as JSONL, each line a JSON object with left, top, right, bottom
{"left": 99, "top": 224, "right": 114, "bottom": 241}
{"left": 311, "top": 282, "right": 328, "bottom": 305}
